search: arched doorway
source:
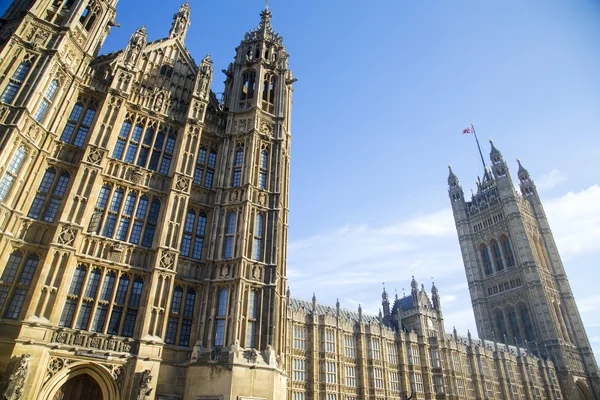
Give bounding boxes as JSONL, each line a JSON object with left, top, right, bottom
{"left": 53, "top": 373, "right": 104, "bottom": 400}
{"left": 575, "top": 379, "right": 592, "bottom": 400}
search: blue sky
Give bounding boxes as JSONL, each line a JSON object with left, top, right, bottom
{"left": 4, "top": 0, "right": 600, "bottom": 358}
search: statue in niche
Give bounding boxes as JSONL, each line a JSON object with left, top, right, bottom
{"left": 3, "top": 353, "right": 30, "bottom": 400}
{"left": 136, "top": 369, "right": 153, "bottom": 400}
{"left": 124, "top": 26, "right": 146, "bottom": 67}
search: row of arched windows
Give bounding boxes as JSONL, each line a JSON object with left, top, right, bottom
{"left": 59, "top": 265, "right": 144, "bottom": 337}
{"left": 112, "top": 119, "right": 177, "bottom": 175}
{"left": 88, "top": 184, "right": 161, "bottom": 248}
{"left": 494, "top": 304, "right": 536, "bottom": 345}
{"left": 480, "top": 235, "right": 515, "bottom": 276}
{"left": 240, "top": 70, "right": 277, "bottom": 114}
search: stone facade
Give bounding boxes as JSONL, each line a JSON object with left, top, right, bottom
{"left": 448, "top": 140, "right": 600, "bottom": 399}
{"left": 0, "top": 0, "right": 595, "bottom": 399}
{"left": 0, "top": 1, "right": 292, "bottom": 399}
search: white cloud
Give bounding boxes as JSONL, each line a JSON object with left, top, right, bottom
{"left": 545, "top": 184, "right": 600, "bottom": 258}
{"left": 536, "top": 169, "right": 567, "bottom": 190}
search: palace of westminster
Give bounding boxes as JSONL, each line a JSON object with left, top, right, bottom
{"left": 0, "top": 0, "right": 598, "bottom": 399}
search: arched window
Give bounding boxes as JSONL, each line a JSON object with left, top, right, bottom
{"left": 258, "top": 149, "right": 268, "bottom": 190}
{"left": 60, "top": 99, "right": 97, "bottom": 147}
{"left": 181, "top": 210, "right": 195, "bottom": 257}
{"left": 130, "top": 195, "right": 149, "bottom": 244}
{"left": 507, "top": 306, "right": 522, "bottom": 344}
{"left": 501, "top": 236, "right": 515, "bottom": 268}
{"left": 59, "top": 265, "right": 87, "bottom": 327}
{"left": 122, "top": 278, "right": 144, "bottom": 337}
{"left": 1, "top": 252, "right": 39, "bottom": 319}
{"left": 179, "top": 288, "right": 195, "bottom": 346}
{"left": 261, "top": 73, "right": 277, "bottom": 113}
{"left": 252, "top": 214, "right": 264, "bottom": 261}
{"left": 246, "top": 290, "right": 258, "bottom": 348}
{"left": 142, "top": 199, "right": 160, "bottom": 247}
{"left": 166, "top": 286, "right": 184, "bottom": 344}
{"left": 520, "top": 305, "right": 536, "bottom": 342}
{"left": 495, "top": 310, "right": 507, "bottom": 341}
{"left": 194, "top": 147, "right": 217, "bottom": 188}
{"left": 107, "top": 275, "right": 131, "bottom": 334}
{"left": 1, "top": 61, "right": 33, "bottom": 104}
{"left": 223, "top": 212, "right": 236, "bottom": 258}
{"left": 490, "top": 240, "right": 504, "bottom": 272}
{"left": 0, "top": 146, "right": 27, "bottom": 201}
{"left": 33, "top": 79, "right": 59, "bottom": 122}
{"left": 240, "top": 71, "right": 256, "bottom": 104}
{"left": 115, "top": 192, "right": 136, "bottom": 241}
{"left": 232, "top": 147, "right": 243, "bottom": 187}
{"left": 28, "top": 168, "right": 70, "bottom": 222}
{"left": 215, "top": 288, "right": 228, "bottom": 346}
{"left": 480, "top": 244, "right": 493, "bottom": 276}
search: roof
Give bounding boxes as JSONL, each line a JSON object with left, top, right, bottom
{"left": 288, "top": 297, "right": 381, "bottom": 325}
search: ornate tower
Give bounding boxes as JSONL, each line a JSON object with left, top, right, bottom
{"left": 184, "top": 5, "right": 294, "bottom": 400}
{"left": 449, "top": 140, "right": 600, "bottom": 399}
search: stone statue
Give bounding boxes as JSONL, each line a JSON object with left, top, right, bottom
{"left": 3, "top": 354, "right": 30, "bottom": 400}
{"left": 124, "top": 26, "right": 146, "bottom": 67}
{"left": 136, "top": 369, "right": 153, "bottom": 400}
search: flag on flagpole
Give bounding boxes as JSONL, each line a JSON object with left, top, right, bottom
{"left": 462, "top": 127, "right": 472, "bottom": 134}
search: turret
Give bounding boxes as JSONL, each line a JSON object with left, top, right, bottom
{"left": 122, "top": 26, "right": 147, "bottom": 69}
{"left": 517, "top": 158, "right": 538, "bottom": 198}
{"left": 382, "top": 283, "right": 390, "bottom": 317}
{"left": 411, "top": 276, "right": 418, "bottom": 305}
{"left": 169, "top": 1, "right": 191, "bottom": 41}
{"left": 431, "top": 281, "right": 440, "bottom": 310}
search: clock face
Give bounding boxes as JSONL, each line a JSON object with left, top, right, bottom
{"left": 428, "top": 319, "right": 435, "bottom": 328}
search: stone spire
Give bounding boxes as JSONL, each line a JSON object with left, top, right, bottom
{"left": 382, "top": 283, "right": 390, "bottom": 318}
{"left": 123, "top": 25, "right": 147, "bottom": 67}
{"left": 169, "top": 2, "right": 191, "bottom": 41}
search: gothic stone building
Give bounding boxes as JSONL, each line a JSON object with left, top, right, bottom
{"left": 448, "top": 142, "right": 600, "bottom": 399}
{"left": 0, "top": 0, "right": 596, "bottom": 399}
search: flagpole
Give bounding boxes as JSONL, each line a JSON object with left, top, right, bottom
{"left": 471, "top": 123, "right": 487, "bottom": 171}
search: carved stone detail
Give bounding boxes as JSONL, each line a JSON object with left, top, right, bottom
{"left": 2, "top": 353, "right": 30, "bottom": 400}
{"left": 86, "top": 147, "right": 105, "bottom": 165}
{"left": 159, "top": 251, "right": 176, "bottom": 270}
{"left": 175, "top": 174, "right": 190, "bottom": 193}
{"left": 57, "top": 226, "right": 77, "bottom": 247}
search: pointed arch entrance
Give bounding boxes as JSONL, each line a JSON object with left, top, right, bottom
{"left": 53, "top": 373, "right": 103, "bottom": 400}
{"left": 575, "top": 379, "right": 593, "bottom": 400}
{"left": 39, "top": 362, "right": 120, "bottom": 400}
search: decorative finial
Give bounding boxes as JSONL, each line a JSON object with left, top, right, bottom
{"left": 265, "top": 0, "right": 269, "bottom": 9}
{"left": 489, "top": 137, "right": 493, "bottom": 143}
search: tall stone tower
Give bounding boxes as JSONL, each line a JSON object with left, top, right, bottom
{"left": 0, "top": 0, "right": 294, "bottom": 398}
{"left": 448, "top": 140, "right": 600, "bottom": 399}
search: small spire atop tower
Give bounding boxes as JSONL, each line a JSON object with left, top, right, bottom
{"left": 517, "top": 158, "right": 530, "bottom": 179}
{"left": 382, "top": 283, "right": 390, "bottom": 318}
{"left": 169, "top": 2, "right": 191, "bottom": 41}
{"left": 489, "top": 138, "right": 502, "bottom": 159}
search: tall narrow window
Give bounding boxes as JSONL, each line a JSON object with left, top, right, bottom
{"left": 130, "top": 195, "right": 148, "bottom": 244}
{"left": 261, "top": 73, "right": 277, "bottom": 113}
{"left": 501, "top": 236, "right": 516, "bottom": 268}
{"left": 141, "top": 199, "right": 160, "bottom": 247}
{"left": 223, "top": 212, "right": 236, "bottom": 258}
{"left": 179, "top": 288, "right": 195, "bottom": 346}
{"left": 166, "top": 286, "right": 183, "bottom": 344}
{"left": 192, "top": 213, "right": 207, "bottom": 260}
{"left": 2, "top": 253, "right": 39, "bottom": 319}
{"left": 258, "top": 149, "right": 268, "bottom": 189}
{"left": 107, "top": 275, "right": 130, "bottom": 334}
{"left": 33, "top": 79, "right": 59, "bottom": 122}
{"left": 246, "top": 290, "right": 258, "bottom": 348}
{"left": 60, "top": 99, "right": 97, "bottom": 147}
{"left": 193, "top": 147, "right": 206, "bottom": 185}
{"left": 59, "top": 265, "right": 87, "bottom": 327}
{"left": 232, "top": 148, "right": 243, "bottom": 187}
{"left": 293, "top": 325, "right": 306, "bottom": 350}
{"left": 194, "top": 147, "right": 217, "bottom": 188}
{"left": 520, "top": 305, "right": 536, "bottom": 342}
{"left": 507, "top": 307, "right": 522, "bottom": 344}
{"left": 1, "top": 62, "right": 32, "bottom": 104}
{"left": 491, "top": 240, "right": 504, "bottom": 272}
{"left": 495, "top": 310, "right": 508, "bottom": 340}
{"left": 0, "top": 146, "right": 27, "bottom": 201}
{"left": 181, "top": 210, "right": 195, "bottom": 257}
{"left": 214, "top": 288, "right": 228, "bottom": 346}
{"left": 252, "top": 214, "right": 264, "bottom": 261}
{"left": 240, "top": 71, "right": 256, "bottom": 106}
{"left": 122, "top": 278, "right": 143, "bottom": 337}
{"left": 480, "top": 244, "right": 493, "bottom": 276}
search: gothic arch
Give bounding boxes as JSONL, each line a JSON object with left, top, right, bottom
{"left": 575, "top": 379, "right": 593, "bottom": 400}
{"left": 39, "top": 362, "right": 121, "bottom": 400}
